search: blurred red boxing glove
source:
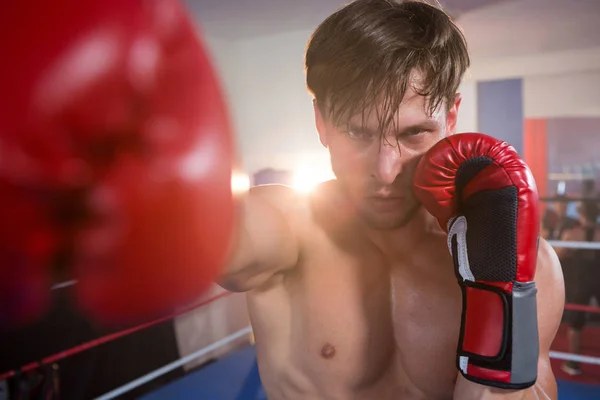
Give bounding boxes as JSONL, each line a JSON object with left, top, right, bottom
{"left": 413, "top": 133, "right": 540, "bottom": 390}
{"left": 0, "top": 181, "right": 57, "bottom": 329}
{"left": 1, "top": 0, "right": 236, "bottom": 325}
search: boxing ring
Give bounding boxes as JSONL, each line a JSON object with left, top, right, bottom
{"left": 2, "top": 228, "right": 600, "bottom": 399}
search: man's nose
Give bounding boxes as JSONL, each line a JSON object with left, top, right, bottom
{"left": 373, "top": 139, "right": 404, "bottom": 185}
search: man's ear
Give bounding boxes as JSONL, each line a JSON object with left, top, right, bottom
{"left": 446, "top": 93, "right": 462, "bottom": 135}
{"left": 313, "top": 99, "right": 328, "bottom": 148}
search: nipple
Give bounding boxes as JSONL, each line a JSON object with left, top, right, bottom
{"left": 320, "top": 343, "right": 336, "bottom": 359}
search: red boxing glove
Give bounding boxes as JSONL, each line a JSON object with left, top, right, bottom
{"left": 413, "top": 133, "right": 540, "bottom": 390}
{"left": 1, "top": 0, "right": 236, "bottom": 325}
{"left": 0, "top": 181, "right": 57, "bottom": 329}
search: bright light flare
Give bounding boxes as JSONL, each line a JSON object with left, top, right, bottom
{"left": 231, "top": 171, "right": 250, "bottom": 194}
{"left": 292, "top": 165, "right": 334, "bottom": 193}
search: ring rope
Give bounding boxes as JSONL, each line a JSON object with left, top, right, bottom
{"left": 0, "top": 291, "right": 234, "bottom": 380}
{"left": 546, "top": 173, "right": 595, "bottom": 181}
{"left": 50, "top": 280, "right": 77, "bottom": 290}
{"left": 540, "top": 197, "right": 600, "bottom": 202}
{"left": 95, "top": 326, "right": 253, "bottom": 400}
{"left": 564, "top": 303, "right": 600, "bottom": 314}
{"left": 549, "top": 351, "right": 600, "bottom": 366}
{"left": 547, "top": 240, "right": 600, "bottom": 250}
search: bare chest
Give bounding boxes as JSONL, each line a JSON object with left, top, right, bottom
{"left": 276, "top": 240, "right": 462, "bottom": 398}
{"left": 389, "top": 261, "right": 463, "bottom": 397}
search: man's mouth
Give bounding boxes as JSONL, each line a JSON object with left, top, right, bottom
{"left": 368, "top": 196, "right": 405, "bottom": 211}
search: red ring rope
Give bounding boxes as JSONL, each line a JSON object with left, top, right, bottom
{"left": 0, "top": 290, "right": 234, "bottom": 380}
{"left": 563, "top": 302, "right": 600, "bottom": 314}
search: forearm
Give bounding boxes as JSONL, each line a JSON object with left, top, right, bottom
{"left": 454, "top": 376, "right": 551, "bottom": 400}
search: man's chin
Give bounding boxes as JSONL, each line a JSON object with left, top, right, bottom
{"left": 359, "top": 205, "right": 420, "bottom": 230}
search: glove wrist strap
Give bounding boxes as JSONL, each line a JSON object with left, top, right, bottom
{"left": 449, "top": 215, "right": 539, "bottom": 390}
{"left": 457, "top": 280, "right": 539, "bottom": 390}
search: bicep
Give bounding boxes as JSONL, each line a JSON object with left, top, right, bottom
{"left": 533, "top": 238, "right": 565, "bottom": 398}
{"left": 535, "top": 238, "right": 565, "bottom": 353}
{"left": 218, "top": 185, "right": 301, "bottom": 292}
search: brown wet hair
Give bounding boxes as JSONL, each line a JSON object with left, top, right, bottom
{"left": 305, "top": 0, "right": 470, "bottom": 133}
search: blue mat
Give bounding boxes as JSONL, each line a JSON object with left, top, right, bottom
{"left": 140, "top": 346, "right": 265, "bottom": 400}
{"left": 557, "top": 380, "right": 600, "bottom": 400}
{"left": 141, "top": 345, "right": 600, "bottom": 400}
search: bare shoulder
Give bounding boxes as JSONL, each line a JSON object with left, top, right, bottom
{"left": 248, "top": 181, "right": 340, "bottom": 221}
{"left": 248, "top": 180, "right": 351, "bottom": 239}
{"left": 249, "top": 184, "right": 307, "bottom": 214}
{"left": 306, "top": 180, "right": 361, "bottom": 235}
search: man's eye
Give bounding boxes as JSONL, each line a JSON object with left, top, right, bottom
{"left": 347, "top": 130, "right": 374, "bottom": 141}
{"left": 405, "top": 129, "right": 429, "bottom": 136}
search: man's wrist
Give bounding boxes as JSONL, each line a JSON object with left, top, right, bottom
{"left": 454, "top": 374, "right": 540, "bottom": 400}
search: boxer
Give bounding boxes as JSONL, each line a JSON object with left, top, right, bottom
{"left": 221, "top": 0, "right": 564, "bottom": 399}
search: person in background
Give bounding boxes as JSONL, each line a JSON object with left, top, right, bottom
{"left": 581, "top": 179, "right": 596, "bottom": 200}
{"left": 555, "top": 200, "right": 600, "bottom": 376}
{"left": 542, "top": 194, "right": 578, "bottom": 240}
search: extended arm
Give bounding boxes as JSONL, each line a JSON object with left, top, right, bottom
{"left": 219, "top": 185, "right": 301, "bottom": 292}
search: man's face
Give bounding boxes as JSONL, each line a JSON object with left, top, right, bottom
{"left": 314, "top": 86, "right": 461, "bottom": 230}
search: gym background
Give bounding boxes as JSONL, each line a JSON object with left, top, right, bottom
{"left": 2, "top": 0, "right": 600, "bottom": 398}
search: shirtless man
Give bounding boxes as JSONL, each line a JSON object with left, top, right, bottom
{"left": 221, "top": 1, "right": 565, "bottom": 399}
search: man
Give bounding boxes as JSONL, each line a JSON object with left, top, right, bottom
{"left": 556, "top": 201, "right": 600, "bottom": 376}
{"left": 542, "top": 194, "right": 577, "bottom": 240}
{"left": 582, "top": 179, "right": 596, "bottom": 200}
{"left": 220, "top": 0, "right": 564, "bottom": 399}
